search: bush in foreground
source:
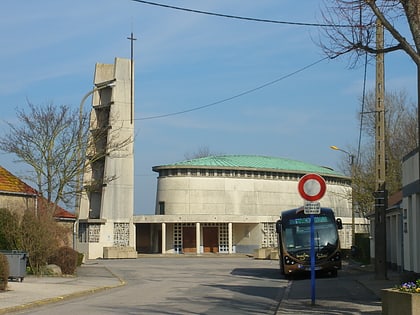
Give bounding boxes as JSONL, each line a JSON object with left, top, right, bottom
{"left": 49, "top": 246, "right": 79, "bottom": 275}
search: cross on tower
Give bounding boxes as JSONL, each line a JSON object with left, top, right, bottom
{"left": 127, "top": 32, "right": 137, "bottom": 124}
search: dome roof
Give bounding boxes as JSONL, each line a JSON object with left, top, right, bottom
{"left": 154, "top": 155, "right": 344, "bottom": 177}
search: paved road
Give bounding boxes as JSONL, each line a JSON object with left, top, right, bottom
{"left": 11, "top": 256, "right": 288, "bottom": 315}
{"left": 5, "top": 256, "right": 393, "bottom": 314}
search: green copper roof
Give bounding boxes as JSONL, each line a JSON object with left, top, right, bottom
{"left": 157, "top": 155, "right": 344, "bottom": 177}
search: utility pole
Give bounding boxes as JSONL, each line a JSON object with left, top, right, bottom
{"left": 374, "top": 19, "right": 388, "bottom": 280}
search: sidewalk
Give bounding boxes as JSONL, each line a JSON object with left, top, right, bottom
{"left": 0, "top": 264, "right": 124, "bottom": 314}
{"left": 276, "top": 261, "right": 403, "bottom": 315}
{"left": 352, "top": 262, "right": 401, "bottom": 299}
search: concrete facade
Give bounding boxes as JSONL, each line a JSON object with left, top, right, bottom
{"left": 134, "top": 156, "right": 369, "bottom": 255}
{"left": 76, "top": 58, "right": 136, "bottom": 259}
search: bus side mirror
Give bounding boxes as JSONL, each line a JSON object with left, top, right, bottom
{"left": 276, "top": 219, "right": 282, "bottom": 233}
{"left": 336, "top": 218, "right": 343, "bottom": 230}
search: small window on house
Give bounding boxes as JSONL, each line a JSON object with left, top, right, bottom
{"left": 159, "top": 201, "right": 165, "bottom": 215}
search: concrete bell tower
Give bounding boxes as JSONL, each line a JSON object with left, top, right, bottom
{"left": 76, "top": 58, "right": 136, "bottom": 259}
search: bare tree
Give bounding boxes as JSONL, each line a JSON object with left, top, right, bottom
{"left": 0, "top": 102, "right": 89, "bottom": 212}
{"left": 319, "top": 1, "right": 420, "bottom": 218}
{"left": 184, "top": 146, "right": 223, "bottom": 160}
{"left": 0, "top": 101, "right": 132, "bottom": 214}
{"left": 319, "top": 1, "right": 420, "bottom": 67}
{"left": 349, "top": 90, "right": 417, "bottom": 216}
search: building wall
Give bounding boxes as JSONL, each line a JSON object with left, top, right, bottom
{"left": 155, "top": 222, "right": 262, "bottom": 254}
{"left": 401, "top": 149, "right": 420, "bottom": 273}
{"left": 0, "top": 194, "right": 36, "bottom": 217}
{"left": 382, "top": 209, "right": 403, "bottom": 271}
{"left": 150, "top": 171, "right": 363, "bottom": 251}
{"left": 155, "top": 176, "right": 352, "bottom": 218}
{"left": 234, "top": 223, "right": 263, "bottom": 253}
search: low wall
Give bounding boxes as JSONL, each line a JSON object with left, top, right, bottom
{"left": 253, "top": 248, "right": 278, "bottom": 260}
{"left": 103, "top": 247, "right": 137, "bottom": 259}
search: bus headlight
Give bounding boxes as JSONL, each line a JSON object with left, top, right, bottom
{"left": 284, "top": 255, "right": 295, "bottom": 265}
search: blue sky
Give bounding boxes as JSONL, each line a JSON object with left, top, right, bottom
{"left": 0, "top": 1, "right": 417, "bottom": 214}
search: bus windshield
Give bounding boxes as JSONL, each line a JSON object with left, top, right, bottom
{"left": 282, "top": 215, "right": 338, "bottom": 253}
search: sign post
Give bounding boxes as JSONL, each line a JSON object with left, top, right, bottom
{"left": 297, "top": 173, "right": 326, "bottom": 306}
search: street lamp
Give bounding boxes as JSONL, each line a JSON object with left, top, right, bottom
{"left": 75, "top": 80, "right": 116, "bottom": 216}
{"left": 79, "top": 80, "right": 116, "bottom": 127}
{"left": 330, "top": 145, "right": 356, "bottom": 248}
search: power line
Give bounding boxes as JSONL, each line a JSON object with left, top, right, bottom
{"left": 130, "top": 0, "right": 351, "bottom": 28}
{"left": 137, "top": 56, "right": 330, "bottom": 121}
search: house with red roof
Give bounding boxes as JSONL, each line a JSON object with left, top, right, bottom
{"left": 0, "top": 166, "right": 76, "bottom": 246}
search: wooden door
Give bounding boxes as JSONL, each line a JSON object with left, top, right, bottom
{"left": 136, "top": 224, "right": 151, "bottom": 253}
{"left": 182, "top": 227, "right": 196, "bottom": 253}
{"left": 203, "top": 227, "right": 219, "bottom": 253}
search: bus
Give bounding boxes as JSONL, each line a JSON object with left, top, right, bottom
{"left": 275, "top": 207, "right": 343, "bottom": 277}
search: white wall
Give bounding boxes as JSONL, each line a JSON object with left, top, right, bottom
{"left": 156, "top": 176, "right": 351, "bottom": 218}
{"left": 401, "top": 150, "right": 420, "bottom": 273}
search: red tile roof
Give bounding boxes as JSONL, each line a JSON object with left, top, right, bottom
{"left": 0, "top": 166, "right": 37, "bottom": 195}
{"left": 388, "top": 190, "right": 402, "bottom": 208}
{"left": 37, "top": 198, "right": 76, "bottom": 220}
{"left": 0, "top": 166, "right": 76, "bottom": 220}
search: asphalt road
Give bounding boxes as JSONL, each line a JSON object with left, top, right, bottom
{"left": 11, "top": 256, "right": 288, "bottom": 315}
{"left": 7, "top": 256, "right": 386, "bottom": 315}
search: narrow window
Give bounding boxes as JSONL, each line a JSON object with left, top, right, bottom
{"left": 159, "top": 201, "right": 165, "bottom": 215}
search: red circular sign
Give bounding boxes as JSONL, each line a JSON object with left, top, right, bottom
{"left": 298, "top": 173, "right": 326, "bottom": 201}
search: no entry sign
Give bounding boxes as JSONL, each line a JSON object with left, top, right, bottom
{"left": 298, "top": 173, "right": 326, "bottom": 202}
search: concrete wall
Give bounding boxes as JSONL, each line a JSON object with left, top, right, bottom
{"left": 155, "top": 176, "right": 352, "bottom": 218}
{"left": 233, "top": 223, "right": 261, "bottom": 253}
{"left": 152, "top": 172, "right": 361, "bottom": 250}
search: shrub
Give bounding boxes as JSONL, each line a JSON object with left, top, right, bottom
{"left": 0, "top": 253, "right": 9, "bottom": 290}
{"left": 0, "top": 208, "right": 22, "bottom": 250}
{"left": 49, "top": 246, "right": 79, "bottom": 275}
{"left": 21, "top": 210, "right": 61, "bottom": 275}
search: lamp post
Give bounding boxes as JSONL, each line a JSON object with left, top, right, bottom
{"left": 330, "top": 145, "right": 356, "bottom": 247}
{"left": 75, "top": 80, "right": 116, "bottom": 216}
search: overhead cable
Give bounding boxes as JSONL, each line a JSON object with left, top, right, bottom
{"left": 130, "top": 0, "right": 351, "bottom": 28}
{"left": 138, "top": 57, "right": 330, "bottom": 121}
